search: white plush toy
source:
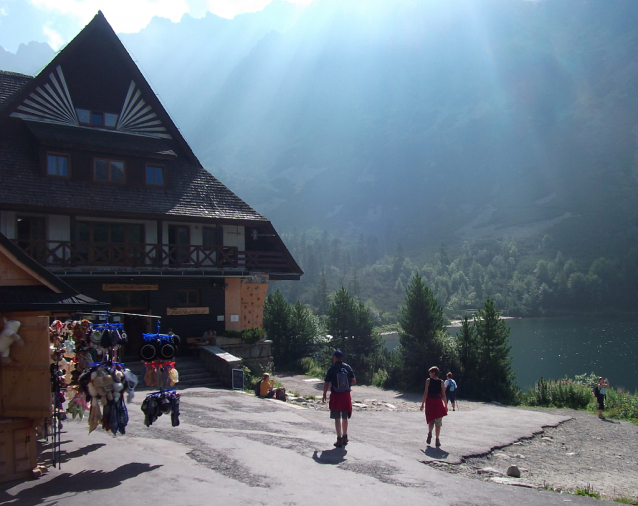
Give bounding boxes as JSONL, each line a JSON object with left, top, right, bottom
{"left": 0, "top": 317, "right": 25, "bottom": 365}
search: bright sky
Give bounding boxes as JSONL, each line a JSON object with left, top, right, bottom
{"left": 0, "top": 0, "right": 314, "bottom": 52}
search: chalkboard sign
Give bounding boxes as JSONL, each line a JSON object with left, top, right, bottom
{"left": 232, "top": 368, "right": 244, "bottom": 390}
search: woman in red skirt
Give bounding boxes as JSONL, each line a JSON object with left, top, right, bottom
{"left": 420, "top": 366, "right": 448, "bottom": 447}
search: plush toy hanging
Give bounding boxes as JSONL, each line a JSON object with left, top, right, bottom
{"left": 0, "top": 317, "right": 25, "bottom": 365}
{"left": 78, "top": 363, "right": 138, "bottom": 436}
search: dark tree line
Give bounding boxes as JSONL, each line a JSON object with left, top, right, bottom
{"left": 264, "top": 273, "right": 517, "bottom": 403}
{"left": 275, "top": 230, "right": 638, "bottom": 323}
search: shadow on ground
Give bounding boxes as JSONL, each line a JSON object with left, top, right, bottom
{"left": 0, "top": 462, "right": 162, "bottom": 506}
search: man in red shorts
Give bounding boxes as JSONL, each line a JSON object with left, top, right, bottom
{"left": 322, "top": 350, "right": 356, "bottom": 448}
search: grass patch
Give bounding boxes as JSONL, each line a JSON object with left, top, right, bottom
{"left": 575, "top": 485, "right": 600, "bottom": 499}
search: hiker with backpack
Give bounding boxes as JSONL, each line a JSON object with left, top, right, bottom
{"left": 444, "top": 372, "right": 458, "bottom": 411}
{"left": 322, "top": 350, "right": 356, "bottom": 448}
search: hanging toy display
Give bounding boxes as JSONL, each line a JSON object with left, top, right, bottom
{"left": 140, "top": 323, "right": 179, "bottom": 387}
{"left": 47, "top": 315, "right": 139, "bottom": 440}
{"left": 142, "top": 361, "right": 179, "bottom": 388}
{"left": 78, "top": 362, "right": 136, "bottom": 435}
{"left": 141, "top": 389, "right": 181, "bottom": 427}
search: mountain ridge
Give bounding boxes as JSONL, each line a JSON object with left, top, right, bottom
{"left": 3, "top": 0, "right": 638, "bottom": 261}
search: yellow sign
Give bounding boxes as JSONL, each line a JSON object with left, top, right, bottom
{"left": 103, "top": 284, "right": 158, "bottom": 291}
{"left": 166, "top": 307, "right": 210, "bottom": 316}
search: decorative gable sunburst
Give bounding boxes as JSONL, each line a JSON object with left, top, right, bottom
{"left": 116, "top": 81, "right": 170, "bottom": 138}
{"left": 10, "top": 67, "right": 171, "bottom": 139}
{"left": 11, "top": 66, "right": 78, "bottom": 126}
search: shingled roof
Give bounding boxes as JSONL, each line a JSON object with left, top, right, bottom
{"left": 0, "top": 44, "right": 267, "bottom": 223}
{"left": 0, "top": 70, "right": 32, "bottom": 111}
{"left": 0, "top": 131, "right": 267, "bottom": 221}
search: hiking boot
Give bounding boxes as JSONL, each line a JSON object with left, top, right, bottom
{"left": 342, "top": 434, "right": 348, "bottom": 446}
{"left": 436, "top": 438, "right": 441, "bottom": 447}
{"left": 426, "top": 433, "right": 432, "bottom": 445}
{"left": 334, "top": 436, "right": 343, "bottom": 448}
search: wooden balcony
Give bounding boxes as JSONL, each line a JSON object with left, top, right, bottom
{"left": 15, "top": 240, "right": 290, "bottom": 272}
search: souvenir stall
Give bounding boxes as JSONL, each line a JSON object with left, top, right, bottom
{"left": 0, "top": 233, "right": 108, "bottom": 482}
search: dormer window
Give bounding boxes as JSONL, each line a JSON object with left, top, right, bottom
{"left": 77, "top": 108, "right": 118, "bottom": 128}
{"left": 47, "top": 153, "right": 69, "bottom": 177}
{"left": 95, "top": 158, "right": 125, "bottom": 183}
{"left": 146, "top": 164, "right": 164, "bottom": 186}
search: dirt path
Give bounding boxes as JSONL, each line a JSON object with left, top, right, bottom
{"left": 276, "top": 374, "right": 638, "bottom": 502}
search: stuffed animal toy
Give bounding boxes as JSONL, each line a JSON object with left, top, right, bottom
{"left": 0, "top": 318, "right": 24, "bottom": 365}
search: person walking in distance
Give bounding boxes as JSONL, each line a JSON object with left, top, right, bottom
{"left": 444, "top": 372, "right": 458, "bottom": 411}
{"left": 420, "top": 366, "right": 448, "bottom": 447}
{"left": 322, "top": 350, "right": 356, "bottom": 448}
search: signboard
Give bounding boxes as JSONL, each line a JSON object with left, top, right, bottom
{"left": 166, "top": 307, "right": 210, "bottom": 316}
{"left": 232, "top": 369, "right": 244, "bottom": 390}
{"left": 103, "top": 284, "right": 158, "bottom": 291}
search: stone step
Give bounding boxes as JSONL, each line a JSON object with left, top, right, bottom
{"left": 123, "top": 356, "right": 223, "bottom": 389}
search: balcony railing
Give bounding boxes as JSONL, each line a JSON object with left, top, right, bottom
{"left": 15, "top": 240, "right": 289, "bottom": 271}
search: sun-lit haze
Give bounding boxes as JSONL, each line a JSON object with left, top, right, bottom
{"left": 0, "top": 0, "right": 314, "bottom": 51}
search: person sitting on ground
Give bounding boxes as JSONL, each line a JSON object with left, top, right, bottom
{"left": 444, "top": 372, "right": 457, "bottom": 411}
{"left": 420, "top": 366, "right": 448, "bottom": 447}
{"left": 202, "top": 328, "right": 215, "bottom": 345}
{"left": 259, "top": 373, "right": 276, "bottom": 398}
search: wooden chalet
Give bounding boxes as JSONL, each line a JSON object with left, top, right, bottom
{"left": 0, "top": 12, "right": 302, "bottom": 357}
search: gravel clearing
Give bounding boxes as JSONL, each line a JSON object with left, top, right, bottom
{"left": 277, "top": 374, "right": 638, "bottom": 503}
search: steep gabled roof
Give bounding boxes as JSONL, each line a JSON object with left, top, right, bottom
{"left": 2, "top": 11, "right": 200, "bottom": 166}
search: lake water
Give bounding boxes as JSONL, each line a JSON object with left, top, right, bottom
{"left": 383, "top": 315, "right": 638, "bottom": 391}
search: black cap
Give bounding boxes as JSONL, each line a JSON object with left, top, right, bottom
{"left": 333, "top": 350, "right": 344, "bottom": 359}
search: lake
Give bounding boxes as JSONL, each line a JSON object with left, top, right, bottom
{"left": 383, "top": 315, "right": 638, "bottom": 391}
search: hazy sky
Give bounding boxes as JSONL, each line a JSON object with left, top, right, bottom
{"left": 0, "top": 0, "right": 313, "bottom": 52}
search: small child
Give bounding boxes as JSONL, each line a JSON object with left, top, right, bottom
{"left": 444, "top": 372, "right": 458, "bottom": 411}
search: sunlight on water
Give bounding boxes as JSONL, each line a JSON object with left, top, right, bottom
{"left": 505, "top": 316, "right": 638, "bottom": 391}
{"left": 386, "top": 316, "right": 638, "bottom": 391}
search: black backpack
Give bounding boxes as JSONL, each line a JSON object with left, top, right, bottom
{"left": 254, "top": 379, "right": 262, "bottom": 396}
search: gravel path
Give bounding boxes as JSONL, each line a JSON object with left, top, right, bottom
{"left": 276, "top": 374, "right": 638, "bottom": 502}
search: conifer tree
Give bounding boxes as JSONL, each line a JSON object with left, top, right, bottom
{"left": 473, "top": 298, "right": 516, "bottom": 403}
{"left": 326, "top": 287, "right": 381, "bottom": 382}
{"left": 315, "top": 269, "right": 329, "bottom": 316}
{"left": 263, "top": 290, "right": 292, "bottom": 367}
{"left": 457, "top": 314, "right": 479, "bottom": 397}
{"left": 398, "top": 272, "right": 446, "bottom": 390}
{"left": 289, "top": 300, "right": 316, "bottom": 361}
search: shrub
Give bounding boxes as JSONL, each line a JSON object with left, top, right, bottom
{"left": 242, "top": 327, "right": 265, "bottom": 345}
{"left": 299, "top": 357, "right": 326, "bottom": 379}
{"left": 520, "top": 376, "right": 592, "bottom": 409}
{"left": 371, "top": 368, "right": 390, "bottom": 388}
{"left": 220, "top": 330, "right": 243, "bottom": 339}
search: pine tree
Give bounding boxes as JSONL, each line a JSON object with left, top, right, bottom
{"left": 263, "top": 290, "right": 292, "bottom": 367}
{"left": 315, "top": 269, "right": 329, "bottom": 316}
{"left": 350, "top": 269, "right": 360, "bottom": 298}
{"left": 326, "top": 287, "right": 356, "bottom": 353}
{"left": 456, "top": 314, "right": 479, "bottom": 397}
{"left": 326, "top": 287, "right": 381, "bottom": 382}
{"left": 473, "top": 298, "right": 516, "bottom": 403}
{"left": 289, "top": 301, "right": 316, "bottom": 361}
{"left": 398, "top": 272, "right": 447, "bottom": 390}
